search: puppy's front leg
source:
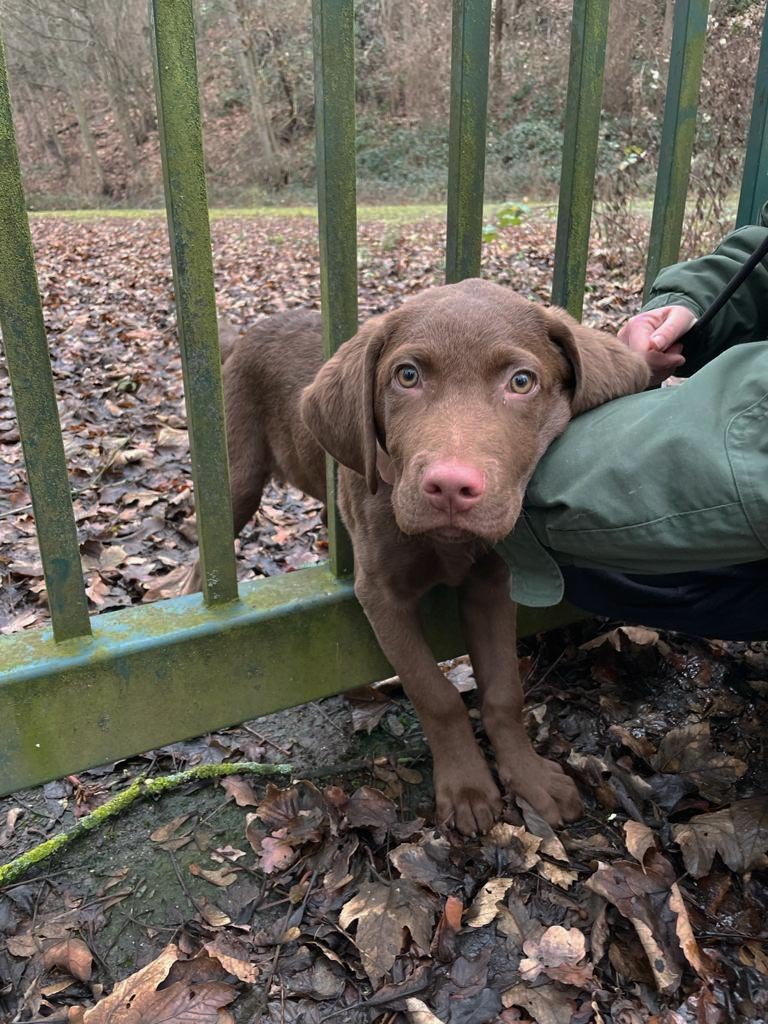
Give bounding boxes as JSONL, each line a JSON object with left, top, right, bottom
{"left": 355, "top": 573, "right": 502, "bottom": 835}
{"left": 460, "top": 551, "right": 582, "bottom": 825}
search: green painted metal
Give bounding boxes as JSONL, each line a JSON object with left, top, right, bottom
{"left": 312, "top": 0, "right": 358, "bottom": 578}
{"left": 644, "top": 0, "right": 709, "bottom": 297}
{"left": 0, "top": 34, "right": 91, "bottom": 643}
{"left": 150, "top": 0, "right": 237, "bottom": 605}
{"left": 551, "top": 0, "right": 610, "bottom": 319}
{"left": 445, "top": 0, "right": 493, "bottom": 284}
{"left": 737, "top": 2, "right": 768, "bottom": 227}
{"left": 0, "top": 564, "right": 581, "bottom": 795}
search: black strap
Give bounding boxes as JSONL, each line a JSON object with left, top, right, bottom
{"left": 679, "top": 231, "right": 768, "bottom": 344}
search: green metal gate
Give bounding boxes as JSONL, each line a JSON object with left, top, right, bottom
{"left": 0, "top": 0, "right": 766, "bottom": 797}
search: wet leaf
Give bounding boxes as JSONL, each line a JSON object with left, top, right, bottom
{"left": 585, "top": 854, "right": 688, "bottom": 993}
{"left": 651, "top": 723, "right": 747, "bottom": 802}
{"left": 672, "top": 796, "right": 768, "bottom": 877}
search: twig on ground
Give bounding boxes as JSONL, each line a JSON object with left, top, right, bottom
{"left": 0, "top": 761, "right": 292, "bottom": 888}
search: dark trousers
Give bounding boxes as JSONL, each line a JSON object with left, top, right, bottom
{"left": 561, "top": 561, "right": 768, "bottom": 641}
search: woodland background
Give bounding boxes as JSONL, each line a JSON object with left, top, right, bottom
{"left": 0, "top": 0, "right": 764, "bottom": 244}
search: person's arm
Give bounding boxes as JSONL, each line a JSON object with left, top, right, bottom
{"left": 639, "top": 210, "right": 768, "bottom": 376}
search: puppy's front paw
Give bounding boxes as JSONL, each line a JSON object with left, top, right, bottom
{"left": 499, "top": 752, "right": 582, "bottom": 826}
{"left": 434, "top": 758, "right": 502, "bottom": 836}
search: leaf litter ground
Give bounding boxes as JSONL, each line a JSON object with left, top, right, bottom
{"left": 0, "top": 213, "right": 767, "bottom": 1023}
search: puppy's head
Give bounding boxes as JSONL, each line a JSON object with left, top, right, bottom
{"left": 301, "top": 279, "right": 649, "bottom": 543}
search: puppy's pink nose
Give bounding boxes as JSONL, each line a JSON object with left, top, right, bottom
{"left": 422, "top": 460, "right": 486, "bottom": 513}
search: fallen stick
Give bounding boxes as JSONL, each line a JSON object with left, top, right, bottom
{"left": 0, "top": 761, "right": 293, "bottom": 888}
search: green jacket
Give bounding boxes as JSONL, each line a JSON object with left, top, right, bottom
{"left": 498, "top": 203, "right": 768, "bottom": 607}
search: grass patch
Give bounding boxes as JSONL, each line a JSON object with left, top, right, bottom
{"left": 29, "top": 201, "right": 556, "bottom": 224}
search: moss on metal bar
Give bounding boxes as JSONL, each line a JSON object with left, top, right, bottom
{"left": 445, "top": 0, "right": 492, "bottom": 284}
{"left": 150, "top": 0, "right": 237, "bottom": 605}
{"left": 0, "top": 563, "right": 581, "bottom": 797}
{"left": 737, "top": 7, "right": 768, "bottom": 228}
{"left": 312, "top": 0, "right": 358, "bottom": 578}
{"left": 644, "top": 0, "right": 709, "bottom": 296}
{"left": 0, "top": 761, "right": 292, "bottom": 888}
{"left": 0, "top": 33, "right": 91, "bottom": 642}
{"left": 551, "top": 0, "right": 610, "bottom": 319}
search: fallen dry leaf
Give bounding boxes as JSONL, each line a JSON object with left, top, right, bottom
{"left": 537, "top": 860, "right": 578, "bottom": 889}
{"left": 149, "top": 813, "right": 194, "bottom": 848}
{"left": 519, "top": 925, "right": 593, "bottom": 987}
{"left": 42, "top": 938, "right": 93, "bottom": 983}
{"left": 502, "top": 981, "right": 577, "bottom": 1024}
{"left": 623, "top": 820, "right": 658, "bottom": 867}
{"left": 581, "top": 625, "right": 668, "bottom": 653}
{"left": 0, "top": 806, "right": 23, "bottom": 847}
{"left": 188, "top": 862, "right": 238, "bottom": 887}
{"left": 405, "top": 998, "right": 447, "bottom": 1023}
{"left": 465, "top": 877, "right": 517, "bottom": 928}
{"left": 82, "top": 944, "right": 235, "bottom": 1022}
{"left": 220, "top": 774, "right": 260, "bottom": 807}
{"left": 339, "top": 879, "right": 437, "bottom": 982}
{"left": 388, "top": 831, "right": 461, "bottom": 895}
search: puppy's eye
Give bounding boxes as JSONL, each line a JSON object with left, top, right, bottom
{"left": 395, "top": 364, "right": 420, "bottom": 388}
{"left": 508, "top": 370, "right": 537, "bottom": 394}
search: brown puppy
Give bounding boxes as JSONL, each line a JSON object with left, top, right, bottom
{"left": 189, "top": 279, "right": 650, "bottom": 833}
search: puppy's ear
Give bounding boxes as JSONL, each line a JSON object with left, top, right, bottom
{"left": 545, "top": 307, "right": 650, "bottom": 415}
{"left": 300, "top": 313, "right": 393, "bottom": 494}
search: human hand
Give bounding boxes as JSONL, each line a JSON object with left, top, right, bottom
{"left": 618, "top": 305, "right": 695, "bottom": 385}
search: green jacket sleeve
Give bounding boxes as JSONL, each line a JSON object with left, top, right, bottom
{"left": 642, "top": 201, "right": 768, "bottom": 376}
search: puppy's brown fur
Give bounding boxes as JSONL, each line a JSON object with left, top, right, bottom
{"left": 188, "top": 280, "right": 650, "bottom": 833}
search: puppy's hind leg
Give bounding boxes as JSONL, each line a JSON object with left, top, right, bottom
{"left": 180, "top": 361, "right": 270, "bottom": 596}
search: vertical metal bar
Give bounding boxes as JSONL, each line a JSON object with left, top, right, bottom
{"left": 0, "top": 33, "right": 91, "bottom": 642}
{"left": 312, "top": 0, "right": 357, "bottom": 578}
{"left": 150, "top": 0, "right": 237, "bottom": 605}
{"left": 445, "top": 0, "right": 493, "bottom": 284}
{"left": 644, "top": 0, "right": 709, "bottom": 296}
{"left": 551, "top": 0, "right": 610, "bottom": 319}
{"left": 736, "top": 1, "right": 768, "bottom": 227}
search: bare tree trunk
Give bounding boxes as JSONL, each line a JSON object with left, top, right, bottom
{"left": 492, "top": 0, "right": 505, "bottom": 114}
{"left": 96, "top": 50, "right": 140, "bottom": 170}
{"left": 58, "top": 55, "right": 106, "bottom": 195}
{"left": 226, "top": 0, "right": 283, "bottom": 185}
{"left": 39, "top": 90, "right": 70, "bottom": 169}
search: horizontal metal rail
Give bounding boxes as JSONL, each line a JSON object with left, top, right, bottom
{"left": 0, "top": 567, "right": 581, "bottom": 795}
{"left": 312, "top": 0, "right": 358, "bottom": 577}
{"left": 150, "top": 0, "right": 237, "bottom": 605}
{"left": 550, "top": 0, "right": 610, "bottom": 319}
{"left": 445, "top": 0, "right": 493, "bottom": 284}
{"left": 0, "top": 34, "right": 91, "bottom": 643}
{"left": 737, "top": 1, "right": 768, "bottom": 228}
{"left": 644, "top": 0, "right": 709, "bottom": 296}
